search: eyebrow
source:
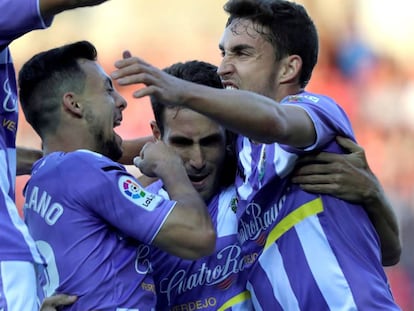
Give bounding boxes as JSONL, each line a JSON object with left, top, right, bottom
{"left": 169, "top": 133, "right": 224, "bottom": 145}
{"left": 219, "top": 43, "right": 254, "bottom": 53}
{"left": 199, "top": 133, "right": 225, "bottom": 144}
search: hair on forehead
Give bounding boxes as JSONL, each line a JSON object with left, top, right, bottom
{"left": 150, "top": 60, "right": 223, "bottom": 136}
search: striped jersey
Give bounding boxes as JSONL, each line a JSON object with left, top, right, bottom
{"left": 235, "top": 91, "right": 401, "bottom": 310}
{"left": 24, "top": 150, "right": 177, "bottom": 310}
{"left": 0, "top": 0, "right": 52, "bottom": 263}
{"left": 146, "top": 180, "right": 253, "bottom": 311}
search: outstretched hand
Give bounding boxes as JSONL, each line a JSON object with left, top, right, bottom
{"left": 292, "top": 136, "right": 377, "bottom": 203}
{"left": 111, "top": 51, "right": 188, "bottom": 105}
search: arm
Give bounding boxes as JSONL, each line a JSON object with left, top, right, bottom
{"left": 291, "top": 136, "right": 401, "bottom": 266}
{"left": 39, "top": 0, "right": 110, "bottom": 19}
{"left": 111, "top": 54, "right": 315, "bottom": 147}
{"left": 16, "top": 146, "right": 42, "bottom": 175}
{"left": 118, "top": 136, "right": 154, "bottom": 165}
{"left": 135, "top": 141, "right": 216, "bottom": 259}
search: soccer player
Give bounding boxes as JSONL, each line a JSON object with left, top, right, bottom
{"left": 18, "top": 40, "right": 215, "bottom": 310}
{"left": 146, "top": 60, "right": 252, "bottom": 310}
{"left": 110, "top": 1, "right": 401, "bottom": 309}
{"left": 0, "top": 1, "right": 113, "bottom": 310}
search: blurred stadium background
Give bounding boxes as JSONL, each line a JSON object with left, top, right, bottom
{"left": 11, "top": 1, "right": 414, "bottom": 309}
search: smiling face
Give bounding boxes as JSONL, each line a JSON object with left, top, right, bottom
{"left": 218, "top": 18, "right": 285, "bottom": 100}
{"left": 153, "top": 108, "right": 227, "bottom": 202}
{"left": 78, "top": 59, "right": 127, "bottom": 161}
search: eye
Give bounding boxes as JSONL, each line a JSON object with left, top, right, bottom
{"left": 235, "top": 50, "right": 250, "bottom": 57}
{"left": 200, "top": 134, "right": 225, "bottom": 147}
{"left": 169, "top": 137, "right": 193, "bottom": 147}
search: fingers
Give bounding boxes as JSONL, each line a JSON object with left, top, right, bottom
{"left": 336, "top": 136, "right": 362, "bottom": 153}
{"left": 122, "top": 50, "right": 132, "bottom": 59}
{"left": 292, "top": 173, "right": 336, "bottom": 184}
{"left": 40, "top": 294, "right": 77, "bottom": 311}
{"left": 113, "top": 54, "right": 150, "bottom": 71}
{"left": 133, "top": 156, "right": 143, "bottom": 168}
{"left": 295, "top": 152, "right": 342, "bottom": 166}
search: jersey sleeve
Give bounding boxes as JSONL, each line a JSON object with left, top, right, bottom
{"left": 0, "top": 0, "right": 52, "bottom": 48}
{"left": 67, "top": 152, "right": 176, "bottom": 244}
{"left": 280, "top": 93, "right": 356, "bottom": 153}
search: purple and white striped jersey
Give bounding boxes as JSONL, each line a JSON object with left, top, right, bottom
{"left": 0, "top": 0, "right": 52, "bottom": 264}
{"left": 235, "top": 91, "right": 401, "bottom": 310}
{"left": 146, "top": 180, "right": 253, "bottom": 311}
{"left": 24, "top": 150, "right": 177, "bottom": 310}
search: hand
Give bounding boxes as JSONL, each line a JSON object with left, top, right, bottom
{"left": 133, "top": 141, "right": 185, "bottom": 179}
{"left": 292, "top": 136, "right": 378, "bottom": 203}
{"left": 39, "top": 294, "right": 77, "bottom": 311}
{"left": 111, "top": 51, "right": 187, "bottom": 105}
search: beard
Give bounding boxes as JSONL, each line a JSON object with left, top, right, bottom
{"left": 84, "top": 108, "right": 123, "bottom": 161}
{"left": 94, "top": 129, "right": 123, "bottom": 162}
{"left": 102, "top": 134, "right": 123, "bottom": 161}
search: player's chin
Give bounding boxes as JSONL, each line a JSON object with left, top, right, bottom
{"left": 104, "top": 133, "right": 123, "bottom": 161}
{"left": 114, "top": 132, "right": 123, "bottom": 146}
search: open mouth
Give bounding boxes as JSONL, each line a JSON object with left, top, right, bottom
{"left": 189, "top": 175, "right": 207, "bottom": 183}
{"left": 222, "top": 81, "right": 239, "bottom": 90}
{"left": 113, "top": 117, "right": 122, "bottom": 128}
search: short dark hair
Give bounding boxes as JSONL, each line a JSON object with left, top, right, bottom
{"left": 150, "top": 60, "right": 223, "bottom": 136}
{"left": 18, "top": 40, "right": 97, "bottom": 137}
{"left": 224, "top": 0, "right": 318, "bottom": 87}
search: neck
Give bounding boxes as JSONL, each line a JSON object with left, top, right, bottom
{"left": 42, "top": 133, "right": 96, "bottom": 156}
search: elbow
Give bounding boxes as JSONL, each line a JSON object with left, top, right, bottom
{"left": 186, "top": 229, "right": 217, "bottom": 260}
{"left": 382, "top": 245, "right": 402, "bottom": 267}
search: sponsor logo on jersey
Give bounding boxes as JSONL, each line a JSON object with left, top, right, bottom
{"left": 119, "top": 176, "right": 162, "bottom": 211}
{"left": 287, "top": 94, "right": 319, "bottom": 103}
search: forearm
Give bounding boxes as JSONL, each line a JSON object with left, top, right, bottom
{"left": 39, "top": 0, "right": 108, "bottom": 19}
{"left": 181, "top": 84, "right": 314, "bottom": 146}
{"left": 119, "top": 136, "right": 153, "bottom": 165}
{"left": 17, "top": 147, "right": 42, "bottom": 175}
{"left": 363, "top": 181, "right": 401, "bottom": 266}
{"left": 155, "top": 171, "right": 215, "bottom": 259}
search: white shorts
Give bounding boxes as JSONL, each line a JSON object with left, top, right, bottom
{"left": 0, "top": 261, "right": 42, "bottom": 311}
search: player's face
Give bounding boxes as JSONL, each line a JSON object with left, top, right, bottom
{"left": 78, "top": 60, "right": 127, "bottom": 161}
{"left": 218, "top": 18, "right": 284, "bottom": 100}
{"left": 157, "top": 108, "right": 227, "bottom": 202}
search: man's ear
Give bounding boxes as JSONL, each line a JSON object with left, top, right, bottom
{"left": 279, "top": 54, "right": 302, "bottom": 84}
{"left": 62, "top": 92, "right": 83, "bottom": 118}
{"left": 150, "top": 120, "right": 162, "bottom": 140}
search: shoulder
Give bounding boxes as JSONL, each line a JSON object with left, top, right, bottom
{"left": 38, "top": 150, "right": 126, "bottom": 181}
{"left": 282, "top": 92, "right": 339, "bottom": 107}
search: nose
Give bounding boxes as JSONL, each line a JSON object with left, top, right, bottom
{"left": 217, "top": 57, "right": 233, "bottom": 79}
{"left": 115, "top": 91, "right": 127, "bottom": 111}
{"left": 188, "top": 145, "right": 206, "bottom": 171}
